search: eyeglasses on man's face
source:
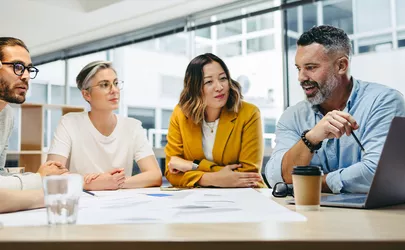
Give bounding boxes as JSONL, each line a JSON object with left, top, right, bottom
{"left": 86, "top": 80, "right": 124, "bottom": 92}
{"left": 272, "top": 182, "right": 294, "bottom": 198}
{"left": 1, "top": 62, "right": 39, "bottom": 79}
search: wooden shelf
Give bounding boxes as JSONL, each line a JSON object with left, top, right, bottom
{"left": 8, "top": 103, "right": 85, "bottom": 172}
{"left": 7, "top": 151, "right": 43, "bottom": 155}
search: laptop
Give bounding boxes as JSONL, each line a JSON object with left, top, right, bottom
{"left": 287, "top": 116, "right": 405, "bottom": 209}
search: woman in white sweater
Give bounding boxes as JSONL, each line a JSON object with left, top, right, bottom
{"left": 47, "top": 61, "right": 162, "bottom": 190}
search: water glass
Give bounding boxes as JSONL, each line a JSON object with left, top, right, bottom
{"left": 43, "top": 174, "right": 83, "bottom": 225}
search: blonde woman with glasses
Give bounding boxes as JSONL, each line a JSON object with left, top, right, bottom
{"left": 165, "top": 53, "right": 265, "bottom": 188}
{"left": 47, "top": 61, "right": 162, "bottom": 190}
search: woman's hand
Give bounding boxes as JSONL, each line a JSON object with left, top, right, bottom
{"left": 199, "top": 164, "right": 262, "bottom": 188}
{"left": 83, "top": 173, "right": 101, "bottom": 184}
{"left": 84, "top": 168, "right": 126, "bottom": 190}
{"left": 168, "top": 156, "right": 193, "bottom": 174}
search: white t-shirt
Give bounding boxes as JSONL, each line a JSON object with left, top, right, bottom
{"left": 48, "top": 112, "right": 154, "bottom": 176}
{"left": 202, "top": 119, "right": 219, "bottom": 162}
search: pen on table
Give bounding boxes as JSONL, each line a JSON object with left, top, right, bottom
{"left": 83, "top": 189, "right": 97, "bottom": 196}
{"left": 351, "top": 131, "right": 366, "bottom": 153}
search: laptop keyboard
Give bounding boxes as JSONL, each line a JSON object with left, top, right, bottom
{"left": 321, "top": 194, "right": 367, "bottom": 204}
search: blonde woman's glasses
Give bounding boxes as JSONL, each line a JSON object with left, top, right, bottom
{"left": 86, "top": 80, "right": 124, "bottom": 92}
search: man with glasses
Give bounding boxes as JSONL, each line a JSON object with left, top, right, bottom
{"left": 0, "top": 37, "right": 68, "bottom": 190}
{"left": 265, "top": 25, "right": 405, "bottom": 194}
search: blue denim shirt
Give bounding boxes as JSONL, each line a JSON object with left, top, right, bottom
{"left": 265, "top": 79, "right": 405, "bottom": 193}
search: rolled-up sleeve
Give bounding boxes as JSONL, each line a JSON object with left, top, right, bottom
{"left": 326, "top": 90, "right": 405, "bottom": 193}
{"left": 265, "top": 110, "right": 301, "bottom": 188}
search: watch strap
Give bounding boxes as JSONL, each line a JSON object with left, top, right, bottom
{"left": 191, "top": 160, "right": 200, "bottom": 170}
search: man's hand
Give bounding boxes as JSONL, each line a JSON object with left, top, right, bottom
{"left": 210, "top": 164, "right": 262, "bottom": 188}
{"left": 37, "top": 161, "right": 68, "bottom": 177}
{"left": 168, "top": 156, "right": 193, "bottom": 174}
{"left": 306, "top": 110, "right": 359, "bottom": 144}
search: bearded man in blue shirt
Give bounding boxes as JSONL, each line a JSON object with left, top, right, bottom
{"left": 266, "top": 25, "right": 405, "bottom": 194}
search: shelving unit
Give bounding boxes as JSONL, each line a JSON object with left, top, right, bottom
{"left": 7, "top": 103, "right": 85, "bottom": 173}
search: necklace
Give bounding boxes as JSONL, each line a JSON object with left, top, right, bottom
{"left": 206, "top": 122, "right": 215, "bottom": 133}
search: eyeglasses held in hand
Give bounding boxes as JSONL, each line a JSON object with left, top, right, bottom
{"left": 272, "top": 182, "right": 294, "bottom": 198}
{"left": 1, "top": 62, "right": 39, "bottom": 79}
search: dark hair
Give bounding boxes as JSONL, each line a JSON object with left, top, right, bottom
{"left": 297, "top": 25, "right": 352, "bottom": 57}
{"left": 0, "top": 37, "right": 29, "bottom": 61}
{"left": 179, "top": 53, "right": 242, "bottom": 124}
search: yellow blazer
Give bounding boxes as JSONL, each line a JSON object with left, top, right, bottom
{"left": 165, "top": 101, "right": 264, "bottom": 187}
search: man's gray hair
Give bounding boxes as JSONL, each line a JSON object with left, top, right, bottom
{"left": 297, "top": 25, "right": 352, "bottom": 58}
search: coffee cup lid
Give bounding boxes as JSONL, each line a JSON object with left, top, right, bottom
{"left": 292, "top": 166, "right": 323, "bottom": 176}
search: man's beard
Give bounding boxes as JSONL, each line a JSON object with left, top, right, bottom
{"left": 0, "top": 78, "right": 27, "bottom": 104}
{"left": 301, "top": 74, "right": 339, "bottom": 105}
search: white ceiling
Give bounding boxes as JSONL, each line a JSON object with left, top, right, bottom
{"left": 1, "top": 0, "right": 240, "bottom": 56}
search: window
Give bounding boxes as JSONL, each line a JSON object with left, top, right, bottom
{"left": 358, "top": 34, "right": 393, "bottom": 54}
{"left": 36, "top": 60, "right": 66, "bottom": 104}
{"left": 303, "top": 3, "right": 317, "bottom": 31}
{"left": 114, "top": 34, "right": 188, "bottom": 116}
{"left": 127, "top": 107, "right": 155, "bottom": 130}
{"left": 288, "top": 36, "right": 297, "bottom": 50}
{"left": 355, "top": 0, "right": 391, "bottom": 33}
{"left": 217, "top": 41, "right": 242, "bottom": 58}
{"left": 397, "top": 0, "right": 405, "bottom": 27}
{"left": 245, "top": 2, "right": 275, "bottom": 33}
{"left": 286, "top": 7, "right": 298, "bottom": 32}
{"left": 247, "top": 13, "right": 274, "bottom": 33}
{"left": 69, "top": 87, "right": 89, "bottom": 108}
{"left": 25, "top": 82, "right": 47, "bottom": 103}
{"left": 264, "top": 118, "right": 276, "bottom": 133}
{"left": 51, "top": 85, "right": 64, "bottom": 105}
{"left": 247, "top": 35, "right": 275, "bottom": 54}
{"left": 195, "top": 17, "right": 212, "bottom": 39}
{"left": 398, "top": 31, "right": 405, "bottom": 48}
{"left": 323, "top": 0, "right": 353, "bottom": 34}
{"left": 161, "top": 109, "right": 172, "bottom": 129}
{"left": 216, "top": 10, "right": 243, "bottom": 39}
{"left": 159, "top": 34, "right": 187, "bottom": 55}
{"left": 161, "top": 109, "right": 172, "bottom": 147}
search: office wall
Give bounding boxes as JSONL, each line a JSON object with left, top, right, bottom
{"left": 351, "top": 48, "right": 405, "bottom": 94}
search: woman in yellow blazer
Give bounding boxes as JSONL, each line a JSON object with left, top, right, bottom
{"left": 165, "top": 53, "right": 264, "bottom": 188}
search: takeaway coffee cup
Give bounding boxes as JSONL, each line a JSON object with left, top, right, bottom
{"left": 292, "top": 166, "right": 323, "bottom": 211}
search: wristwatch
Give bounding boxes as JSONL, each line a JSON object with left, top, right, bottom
{"left": 191, "top": 160, "right": 200, "bottom": 170}
{"left": 301, "top": 129, "right": 322, "bottom": 153}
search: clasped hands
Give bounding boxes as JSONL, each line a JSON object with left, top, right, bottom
{"left": 168, "top": 156, "right": 262, "bottom": 188}
{"left": 37, "top": 161, "right": 69, "bottom": 177}
{"left": 83, "top": 168, "right": 127, "bottom": 190}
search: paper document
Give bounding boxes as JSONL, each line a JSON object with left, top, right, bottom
{"left": 0, "top": 188, "right": 305, "bottom": 227}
